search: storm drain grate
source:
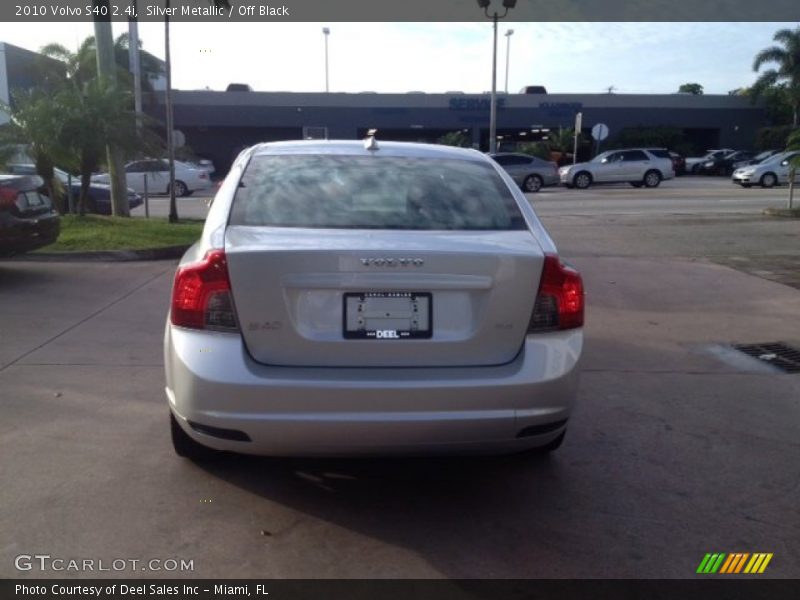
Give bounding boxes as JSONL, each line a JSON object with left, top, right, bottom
{"left": 732, "top": 342, "right": 800, "bottom": 374}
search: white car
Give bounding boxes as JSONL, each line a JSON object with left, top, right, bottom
{"left": 559, "top": 148, "right": 674, "bottom": 189}
{"left": 732, "top": 151, "right": 800, "bottom": 188}
{"left": 186, "top": 158, "right": 216, "bottom": 178}
{"left": 165, "top": 140, "right": 584, "bottom": 459}
{"left": 93, "top": 159, "right": 212, "bottom": 197}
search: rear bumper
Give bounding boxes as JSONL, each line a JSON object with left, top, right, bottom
{"left": 0, "top": 213, "right": 60, "bottom": 256}
{"left": 165, "top": 325, "right": 582, "bottom": 456}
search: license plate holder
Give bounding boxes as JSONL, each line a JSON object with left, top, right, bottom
{"left": 343, "top": 292, "right": 432, "bottom": 339}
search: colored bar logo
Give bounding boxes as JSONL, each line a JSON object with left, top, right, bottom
{"left": 697, "top": 553, "right": 773, "bottom": 574}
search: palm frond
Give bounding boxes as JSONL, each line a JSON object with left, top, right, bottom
{"left": 753, "top": 47, "right": 788, "bottom": 72}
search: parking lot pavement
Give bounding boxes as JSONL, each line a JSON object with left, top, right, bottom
{"left": 131, "top": 192, "right": 212, "bottom": 220}
{"left": 1, "top": 247, "right": 799, "bottom": 578}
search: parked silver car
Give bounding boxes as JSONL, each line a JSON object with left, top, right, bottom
{"left": 165, "top": 140, "right": 584, "bottom": 459}
{"left": 489, "top": 153, "right": 559, "bottom": 192}
{"left": 731, "top": 151, "right": 800, "bottom": 188}
{"left": 559, "top": 148, "right": 674, "bottom": 189}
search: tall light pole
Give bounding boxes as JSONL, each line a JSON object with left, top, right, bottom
{"left": 478, "top": 0, "right": 517, "bottom": 154}
{"left": 504, "top": 29, "right": 514, "bottom": 94}
{"left": 322, "top": 27, "right": 330, "bottom": 93}
{"left": 128, "top": 1, "right": 142, "bottom": 133}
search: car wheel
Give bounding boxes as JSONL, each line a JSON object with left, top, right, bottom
{"left": 523, "top": 174, "right": 543, "bottom": 193}
{"left": 170, "top": 413, "right": 219, "bottom": 462}
{"left": 629, "top": 182, "right": 643, "bottom": 188}
{"left": 573, "top": 172, "right": 592, "bottom": 190}
{"left": 643, "top": 170, "right": 661, "bottom": 188}
{"left": 170, "top": 180, "right": 189, "bottom": 197}
{"left": 760, "top": 173, "right": 777, "bottom": 188}
{"left": 691, "top": 164, "right": 700, "bottom": 175}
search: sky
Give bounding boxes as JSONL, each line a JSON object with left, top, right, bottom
{"left": 1, "top": 22, "right": 797, "bottom": 95}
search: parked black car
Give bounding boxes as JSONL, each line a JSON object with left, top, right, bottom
{"left": 698, "top": 150, "right": 756, "bottom": 176}
{"left": 0, "top": 174, "right": 60, "bottom": 257}
{"left": 7, "top": 165, "right": 143, "bottom": 215}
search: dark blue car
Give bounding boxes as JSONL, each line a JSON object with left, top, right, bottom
{"left": 8, "top": 165, "right": 143, "bottom": 215}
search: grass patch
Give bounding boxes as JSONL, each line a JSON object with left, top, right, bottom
{"left": 39, "top": 215, "right": 204, "bottom": 252}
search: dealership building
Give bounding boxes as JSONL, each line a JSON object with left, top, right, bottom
{"left": 1, "top": 39, "right": 769, "bottom": 175}
{"left": 151, "top": 89, "right": 768, "bottom": 173}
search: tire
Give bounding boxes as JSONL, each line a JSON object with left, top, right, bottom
{"left": 523, "top": 174, "right": 543, "bottom": 193}
{"left": 170, "top": 180, "right": 189, "bottom": 197}
{"left": 643, "top": 170, "right": 661, "bottom": 188}
{"left": 170, "top": 413, "right": 219, "bottom": 462}
{"left": 760, "top": 172, "right": 777, "bottom": 188}
{"left": 629, "top": 182, "right": 643, "bottom": 188}
{"left": 573, "top": 171, "right": 592, "bottom": 190}
{"left": 691, "top": 164, "right": 700, "bottom": 175}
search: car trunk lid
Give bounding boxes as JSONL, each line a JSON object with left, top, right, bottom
{"left": 225, "top": 226, "right": 543, "bottom": 367}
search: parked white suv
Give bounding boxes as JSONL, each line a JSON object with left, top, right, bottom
{"left": 559, "top": 148, "right": 674, "bottom": 189}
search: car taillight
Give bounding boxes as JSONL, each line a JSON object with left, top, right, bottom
{"left": 171, "top": 249, "right": 239, "bottom": 331}
{"left": 528, "top": 254, "right": 584, "bottom": 332}
{"left": 0, "top": 188, "right": 19, "bottom": 209}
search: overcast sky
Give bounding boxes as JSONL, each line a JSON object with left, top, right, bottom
{"left": 1, "top": 22, "right": 796, "bottom": 95}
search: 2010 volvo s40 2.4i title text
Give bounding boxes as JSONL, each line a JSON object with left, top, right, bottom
{"left": 164, "top": 139, "right": 584, "bottom": 460}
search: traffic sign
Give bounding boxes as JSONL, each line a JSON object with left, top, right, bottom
{"left": 591, "top": 123, "right": 609, "bottom": 141}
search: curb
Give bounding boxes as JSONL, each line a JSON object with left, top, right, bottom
{"left": 14, "top": 244, "right": 191, "bottom": 262}
{"left": 763, "top": 207, "right": 800, "bottom": 218}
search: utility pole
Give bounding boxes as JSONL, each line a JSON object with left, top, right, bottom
{"left": 322, "top": 27, "right": 330, "bottom": 93}
{"left": 165, "top": 0, "right": 178, "bottom": 223}
{"left": 478, "top": 1, "right": 516, "bottom": 154}
{"left": 504, "top": 29, "right": 513, "bottom": 94}
{"left": 128, "top": 1, "right": 143, "bottom": 133}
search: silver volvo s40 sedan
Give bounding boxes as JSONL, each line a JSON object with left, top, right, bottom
{"left": 165, "top": 139, "right": 584, "bottom": 459}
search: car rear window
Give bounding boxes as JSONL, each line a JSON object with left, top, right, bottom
{"left": 230, "top": 155, "right": 526, "bottom": 230}
{"left": 647, "top": 149, "right": 671, "bottom": 159}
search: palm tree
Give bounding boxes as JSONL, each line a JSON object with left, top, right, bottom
{"left": 753, "top": 27, "right": 800, "bottom": 127}
{"left": 40, "top": 34, "right": 163, "bottom": 93}
{"left": 58, "top": 79, "right": 159, "bottom": 215}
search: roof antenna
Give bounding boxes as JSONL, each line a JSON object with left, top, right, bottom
{"left": 364, "top": 128, "right": 379, "bottom": 151}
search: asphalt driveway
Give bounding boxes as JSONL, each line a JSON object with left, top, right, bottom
{"left": 1, "top": 248, "right": 798, "bottom": 578}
